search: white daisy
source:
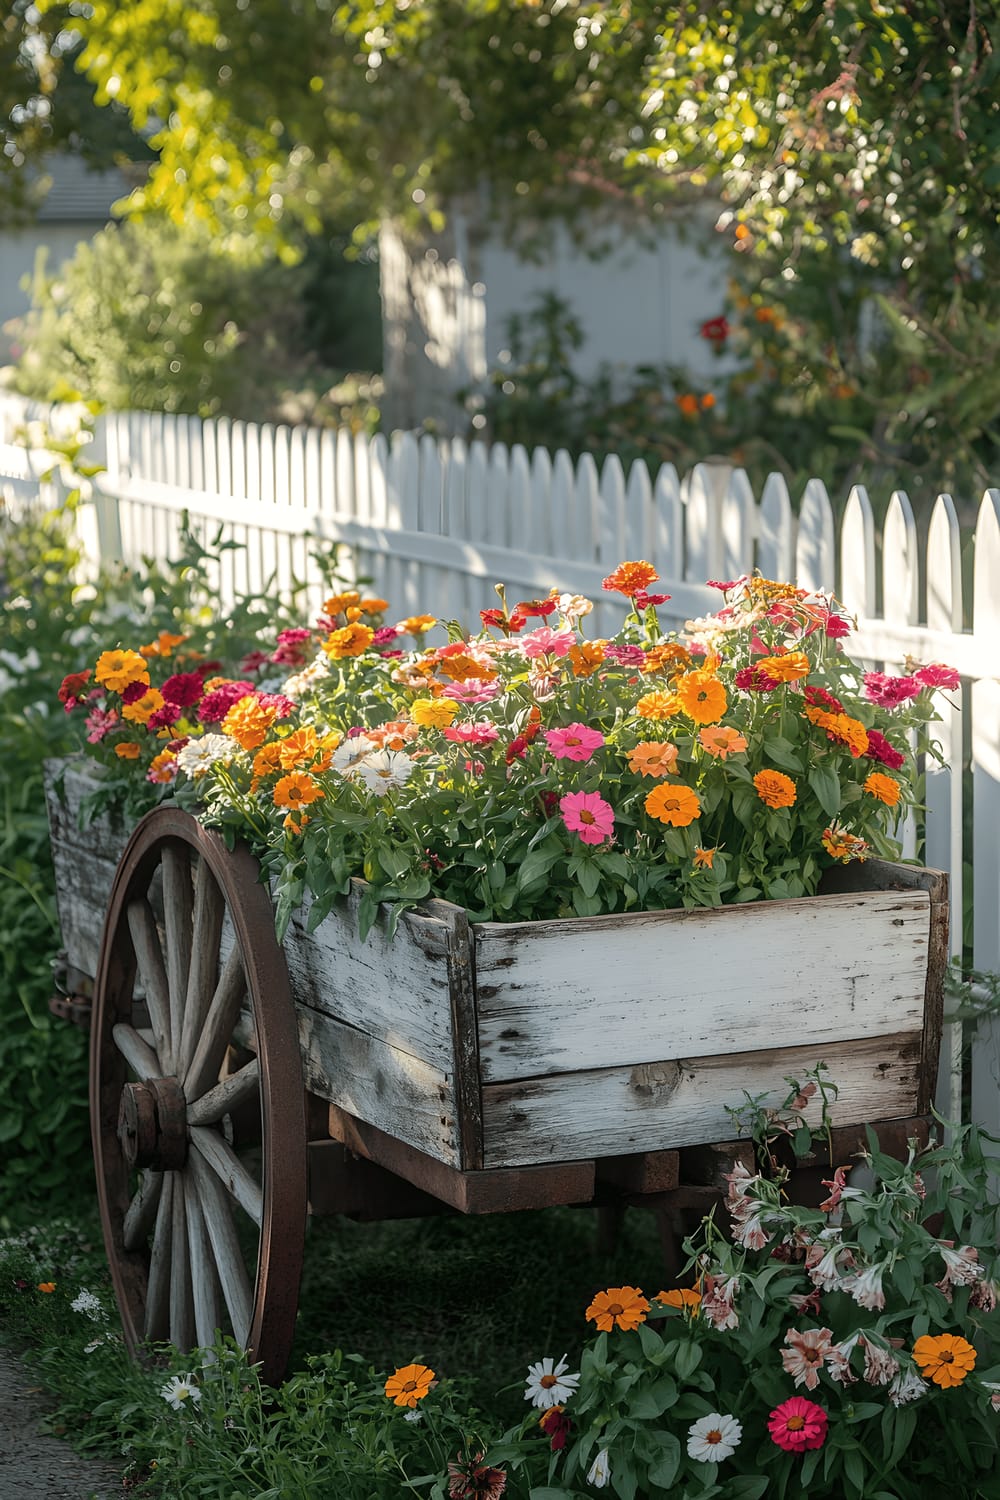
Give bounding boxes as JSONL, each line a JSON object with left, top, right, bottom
{"left": 70, "top": 1288, "right": 104, "bottom": 1320}
{"left": 524, "top": 1354, "right": 581, "bottom": 1409}
{"left": 176, "top": 734, "right": 235, "bottom": 778}
{"left": 686, "top": 1412, "right": 743, "bottom": 1463}
{"left": 282, "top": 655, "right": 331, "bottom": 699}
{"left": 159, "top": 1373, "right": 202, "bottom": 1410}
{"left": 354, "top": 749, "right": 415, "bottom": 796}
{"left": 586, "top": 1449, "right": 611, "bottom": 1488}
{"left": 331, "top": 735, "right": 377, "bottom": 774}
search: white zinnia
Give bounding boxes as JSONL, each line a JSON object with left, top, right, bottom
{"left": 888, "top": 1368, "right": 929, "bottom": 1407}
{"left": 282, "top": 654, "right": 331, "bottom": 699}
{"left": 354, "top": 749, "right": 414, "bottom": 795}
{"left": 331, "top": 735, "right": 377, "bottom": 774}
{"left": 70, "top": 1288, "right": 104, "bottom": 1320}
{"left": 176, "top": 734, "right": 235, "bottom": 778}
{"left": 586, "top": 1449, "right": 612, "bottom": 1488}
{"left": 686, "top": 1412, "right": 743, "bottom": 1463}
{"left": 523, "top": 1354, "right": 581, "bottom": 1409}
{"left": 159, "top": 1373, "right": 201, "bottom": 1410}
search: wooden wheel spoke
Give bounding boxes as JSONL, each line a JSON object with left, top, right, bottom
{"left": 177, "top": 859, "right": 225, "bottom": 1078}
{"left": 184, "top": 1175, "right": 224, "bottom": 1357}
{"left": 183, "top": 944, "right": 246, "bottom": 1101}
{"left": 112, "top": 1022, "right": 161, "bottom": 1082}
{"left": 126, "top": 897, "right": 173, "bottom": 1072}
{"left": 162, "top": 843, "right": 194, "bottom": 1062}
{"left": 123, "top": 1170, "right": 163, "bottom": 1252}
{"left": 144, "top": 1173, "right": 173, "bottom": 1343}
{"left": 190, "top": 1126, "right": 263, "bottom": 1227}
{"left": 187, "top": 1057, "right": 260, "bottom": 1126}
{"left": 188, "top": 1148, "right": 254, "bottom": 1347}
{"left": 169, "top": 1174, "right": 195, "bottom": 1352}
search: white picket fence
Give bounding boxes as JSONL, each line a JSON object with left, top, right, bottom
{"left": 2, "top": 391, "right": 999, "bottom": 1140}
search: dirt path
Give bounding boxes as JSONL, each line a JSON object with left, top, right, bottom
{"left": 0, "top": 1345, "right": 120, "bottom": 1499}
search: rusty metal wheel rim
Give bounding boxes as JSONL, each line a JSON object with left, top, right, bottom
{"left": 90, "top": 806, "right": 307, "bottom": 1386}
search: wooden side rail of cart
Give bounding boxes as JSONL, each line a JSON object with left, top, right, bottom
{"left": 44, "top": 758, "right": 948, "bottom": 1385}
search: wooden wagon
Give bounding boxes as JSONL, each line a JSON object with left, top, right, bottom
{"left": 45, "top": 757, "right": 948, "bottom": 1385}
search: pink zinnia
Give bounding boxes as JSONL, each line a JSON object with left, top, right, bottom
{"left": 442, "top": 679, "right": 500, "bottom": 704}
{"left": 520, "top": 626, "right": 575, "bottom": 659}
{"left": 560, "top": 790, "right": 614, "bottom": 845}
{"left": 240, "top": 649, "right": 271, "bottom": 673}
{"left": 825, "top": 614, "right": 851, "bottom": 638}
{"left": 443, "top": 721, "right": 500, "bottom": 746}
{"left": 767, "top": 1396, "right": 828, "bottom": 1454}
{"left": 147, "top": 702, "right": 183, "bottom": 731}
{"left": 373, "top": 625, "right": 402, "bottom": 645}
{"left": 161, "top": 671, "right": 204, "bottom": 707}
{"left": 863, "top": 671, "right": 921, "bottom": 707}
{"left": 632, "top": 589, "right": 671, "bottom": 608}
{"left": 270, "top": 627, "right": 313, "bottom": 666}
{"left": 198, "top": 681, "right": 255, "bottom": 722}
{"left": 915, "top": 662, "right": 960, "bottom": 690}
{"left": 603, "top": 644, "right": 647, "bottom": 667}
{"left": 84, "top": 706, "right": 119, "bottom": 743}
{"left": 734, "top": 665, "right": 779, "bottom": 693}
{"left": 864, "top": 727, "right": 905, "bottom": 770}
{"left": 545, "top": 723, "right": 605, "bottom": 762}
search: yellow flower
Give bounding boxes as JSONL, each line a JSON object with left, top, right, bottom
{"left": 384, "top": 1363, "right": 435, "bottom": 1407}
{"left": 401, "top": 614, "right": 438, "bottom": 635}
{"left": 757, "top": 651, "right": 810, "bottom": 683}
{"left": 411, "top": 697, "right": 459, "bottom": 729}
{"left": 222, "top": 696, "right": 277, "bottom": 751}
{"left": 273, "top": 773, "right": 324, "bottom": 809}
{"left": 322, "top": 591, "right": 361, "bottom": 615}
{"left": 753, "top": 769, "right": 797, "bottom": 808}
{"left": 693, "top": 847, "right": 716, "bottom": 869}
{"left": 912, "top": 1333, "right": 976, "bottom": 1388}
{"left": 322, "top": 623, "right": 375, "bottom": 659}
{"left": 636, "top": 691, "right": 679, "bottom": 721}
{"left": 121, "top": 688, "right": 165, "bottom": 725}
{"left": 674, "top": 670, "right": 728, "bottom": 725}
{"left": 863, "top": 772, "right": 901, "bottom": 807}
{"left": 358, "top": 597, "right": 390, "bottom": 614}
{"left": 585, "top": 1286, "right": 650, "bottom": 1331}
{"left": 645, "top": 783, "right": 701, "bottom": 827}
{"left": 95, "top": 649, "right": 149, "bottom": 694}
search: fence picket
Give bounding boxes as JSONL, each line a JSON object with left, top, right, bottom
{"left": 971, "top": 490, "right": 1000, "bottom": 1146}
{"left": 624, "top": 459, "right": 654, "bottom": 563}
{"left": 757, "top": 472, "right": 793, "bottom": 582}
{"left": 882, "top": 491, "right": 920, "bottom": 858}
{"left": 652, "top": 463, "right": 683, "bottom": 582}
{"left": 596, "top": 454, "right": 626, "bottom": 567}
{"left": 486, "top": 442, "right": 509, "bottom": 549}
{"left": 721, "top": 468, "right": 756, "bottom": 581}
{"left": 796, "top": 478, "right": 836, "bottom": 592}
{"left": 839, "top": 485, "right": 876, "bottom": 620}
{"left": 507, "top": 444, "right": 533, "bottom": 553}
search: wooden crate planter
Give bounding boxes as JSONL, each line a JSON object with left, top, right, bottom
{"left": 45, "top": 757, "right": 948, "bottom": 1173}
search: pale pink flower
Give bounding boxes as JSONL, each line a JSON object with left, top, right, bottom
{"left": 781, "top": 1328, "right": 834, "bottom": 1391}
{"left": 442, "top": 721, "right": 500, "bottom": 746}
{"left": 701, "top": 1275, "right": 740, "bottom": 1331}
{"left": 732, "top": 1210, "right": 773, "bottom": 1251}
{"left": 860, "top": 1335, "right": 899, "bottom": 1386}
{"left": 970, "top": 1278, "right": 999, "bottom": 1312}
{"left": 826, "top": 1335, "right": 860, "bottom": 1386}
{"left": 789, "top": 1290, "right": 824, "bottom": 1316}
{"left": 85, "top": 706, "right": 119, "bottom": 742}
{"left": 560, "top": 790, "right": 614, "bottom": 846}
{"left": 544, "top": 723, "right": 605, "bottom": 762}
{"left": 842, "top": 1262, "right": 886, "bottom": 1311}
{"left": 888, "top": 1369, "right": 929, "bottom": 1407}
{"left": 529, "top": 664, "right": 560, "bottom": 701}
{"left": 938, "top": 1243, "right": 985, "bottom": 1289}
{"left": 805, "top": 1237, "right": 852, "bottom": 1292}
{"left": 441, "top": 679, "right": 500, "bottom": 704}
{"left": 520, "top": 626, "right": 575, "bottom": 659}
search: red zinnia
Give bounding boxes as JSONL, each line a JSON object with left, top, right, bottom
{"left": 767, "top": 1396, "right": 828, "bottom": 1453}
{"left": 864, "top": 727, "right": 906, "bottom": 770}
{"left": 539, "top": 1406, "right": 573, "bottom": 1451}
{"left": 700, "top": 315, "right": 730, "bottom": 343}
{"left": 161, "top": 671, "right": 205, "bottom": 707}
{"left": 734, "top": 664, "right": 779, "bottom": 693}
{"left": 58, "top": 670, "right": 90, "bottom": 706}
{"left": 804, "top": 685, "right": 844, "bottom": 714}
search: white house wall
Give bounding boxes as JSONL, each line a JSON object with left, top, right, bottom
{"left": 0, "top": 222, "right": 108, "bottom": 362}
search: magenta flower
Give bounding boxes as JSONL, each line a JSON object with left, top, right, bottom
{"left": 864, "top": 728, "right": 905, "bottom": 770}
{"left": 147, "top": 702, "right": 183, "bottom": 731}
{"left": 442, "top": 721, "right": 500, "bottom": 745}
{"left": 441, "top": 679, "right": 501, "bottom": 704}
{"left": 84, "top": 706, "right": 119, "bottom": 743}
{"left": 198, "top": 681, "right": 255, "bottom": 722}
{"left": 373, "top": 625, "right": 403, "bottom": 645}
{"left": 603, "top": 644, "right": 646, "bottom": 667}
{"left": 560, "top": 790, "right": 614, "bottom": 845}
{"left": 914, "top": 662, "right": 960, "bottom": 690}
{"left": 520, "top": 626, "right": 575, "bottom": 659}
{"left": 734, "top": 665, "right": 779, "bottom": 693}
{"left": 824, "top": 614, "right": 851, "bottom": 638}
{"left": 240, "top": 649, "right": 271, "bottom": 673}
{"left": 863, "top": 671, "right": 921, "bottom": 707}
{"left": 767, "top": 1396, "right": 828, "bottom": 1454}
{"left": 161, "top": 671, "right": 204, "bottom": 707}
{"left": 545, "top": 723, "right": 605, "bottom": 762}
{"left": 258, "top": 693, "right": 297, "bottom": 718}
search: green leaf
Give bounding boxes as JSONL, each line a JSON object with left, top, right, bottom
{"left": 629, "top": 1373, "right": 677, "bottom": 1418}
{"left": 646, "top": 1433, "right": 681, "bottom": 1488}
{"left": 808, "top": 763, "right": 842, "bottom": 817}
{"left": 763, "top": 736, "right": 803, "bottom": 772}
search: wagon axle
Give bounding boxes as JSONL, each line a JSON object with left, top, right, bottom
{"left": 117, "top": 1076, "right": 188, "bottom": 1172}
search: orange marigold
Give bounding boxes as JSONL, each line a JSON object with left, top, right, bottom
{"left": 912, "top": 1333, "right": 977, "bottom": 1388}
{"left": 384, "top": 1363, "right": 436, "bottom": 1408}
{"left": 756, "top": 651, "right": 810, "bottom": 683}
{"left": 863, "top": 772, "right": 901, "bottom": 807}
{"left": 804, "top": 706, "right": 869, "bottom": 757}
{"left": 411, "top": 697, "right": 459, "bottom": 729}
{"left": 95, "top": 649, "right": 150, "bottom": 694}
{"left": 698, "top": 725, "right": 748, "bottom": 758}
{"left": 401, "top": 614, "right": 438, "bottom": 635}
{"left": 359, "top": 597, "right": 390, "bottom": 614}
{"left": 436, "top": 653, "right": 497, "bottom": 684}
{"left": 147, "top": 749, "right": 178, "bottom": 784}
{"left": 251, "top": 743, "right": 283, "bottom": 791}
{"left": 656, "top": 1287, "right": 702, "bottom": 1313}
{"left": 636, "top": 691, "right": 679, "bottom": 721}
{"left": 273, "top": 773, "right": 324, "bottom": 810}
{"left": 322, "top": 591, "right": 361, "bottom": 615}
{"left": 645, "top": 783, "right": 702, "bottom": 827}
{"left": 753, "top": 769, "right": 797, "bottom": 809}
{"left": 586, "top": 1286, "right": 651, "bottom": 1332}
{"left": 674, "top": 670, "right": 728, "bottom": 725}
{"left": 121, "top": 687, "right": 165, "bottom": 725}
{"left": 222, "top": 696, "right": 277, "bottom": 751}
{"left": 641, "top": 641, "right": 692, "bottom": 677}
{"left": 139, "top": 630, "right": 187, "bottom": 658}
{"left": 568, "top": 641, "right": 606, "bottom": 678}
{"left": 323, "top": 623, "right": 375, "bottom": 659}
{"left": 627, "top": 741, "right": 679, "bottom": 778}
{"left": 277, "top": 726, "right": 326, "bottom": 770}
{"left": 602, "top": 560, "right": 659, "bottom": 597}
{"left": 114, "top": 741, "right": 142, "bottom": 760}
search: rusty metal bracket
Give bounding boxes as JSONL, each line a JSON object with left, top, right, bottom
{"left": 48, "top": 992, "right": 93, "bottom": 1026}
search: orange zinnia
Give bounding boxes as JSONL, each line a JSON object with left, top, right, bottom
{"left": 384, "top": 1362, "right": 435, "bottom": 1407}
{"left": 602, "top": 560, "right": 659, "bottom": 597}
{"left": 139, "top": 630, "right": 187, "bottom": 658}
{"left": 322, "top": 591, "right": 361, "bottom": 615}
{"left": 674, "top": 670, "right": 728, "bottom": 725}
{"left": 273, "top": 773, "right": 324, "bottom": 810}
{"left": 656, "top": 1287, "right": 702, "bottom": 1313}
{"left": 359, "top": 597, "right": 390, "bottom": 614}
{"left": 693, "top": 847, "right": 716, "bottom": 869}
{"left": 645, "top": 783, "right": 701, "bottom": 827}
{"left": 323, "top": 623, "right": 375, "bottom": 659}
{"left": 114, "top": 742, "right": 142, "bottom": 760}
{"left": 753, "top": 769, "right": 797, "bottom": 809}
{"left": 222, "top": 696, "right": 277, "bottom": 752}
{"left": 412, "top": 697, "right": 459, "bottom": 729}
{"left": 912, "top": 1333, "right": 977, "bottom": 1388}
{"left": 863, "top": 772, "right": 901, "bottom": 807}
{"left": 804, "top": 706, "right": 869, "bottom": 758}
{"left": 698, "top": 725, "right": 748, "bottom": 759}
{"left": 95, "top": 649, "right": 150, "bottom": 694}
{"left": 636, "top": 691, "right": 679, "bottom": 721}
{"left": 401, "top": 614, "right": 438, "bottom": 635}
{"left": 568, "top": 641, "right": 606, "bottom": 678}
{"left": 641, "top": 641, "right": 692, "bottom": 677}
{"left": 586, "top": 1286, "right": 651, "bottom": 1331}
{"left": 436, "top": 653, "right": 497, "bottom": 684}
{"left": 251, "top": 743, "right": 283, "bottom": 790}
{"left": 628, "top": 741, "right": 679, "bottom": 778}
{"left": 278, "top": 726, "right": 325, "bottom": 770}
{"left": 757, "top": 652, "right": 810, "bottom": 683}
{"left": 121, "top": 687, "right": 165, "bottom": 725}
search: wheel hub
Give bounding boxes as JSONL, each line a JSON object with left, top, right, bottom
{"left": 117, "top": 1076, "right": 188, "bottom": 1170}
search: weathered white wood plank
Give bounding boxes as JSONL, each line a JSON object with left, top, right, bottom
{"left": 177, "top": 859, "right": 225, "bottom": 1078}
{"left": 144, "top": 1171, "right": 172, "bottom": 1342}
{"left": 971, "top": 490, "right": 1000, "bottom": 1144}
{"left": 184, "top": 1174, "right": 224, "bottom": 1358}
{"left": 112, "top": 1022, "right": 161, "bottom": 1082}
{"left": 190, "top": 1126, "right": 263, "bottom": 1227}
{"left": 283, "top": 884, "right": 456, "bottom": 1071}
{"left": 188, "top": 1149, "right": 253, "bottom": 1348}
{"left": 475, "top": 889, "right": 930, "bottom": 1082}
{"left": 796, "top": 478, "right": 836, "bottom": 592}
{"left": 169, "top": 1174, "right": 195, "bottom": 1352}
{"left": 123, "top": 1169, "right": 163, "bottom": 1252}
{"left": 183, "top": 942, "right": 246, "bottom": 1102}
{"left": 186, "top": 1057, "right": 259, "bottom": 1126}
{"left": 652, "top": 463, "right": 683, "bottom": 581}
{"left": 482, "top": 1030, "right": 922, "bottom": 1167}
{"left": 883, "top": 489, "right": 920, "bottom": 858}
{"left": 839, "top": 485, "right": 876, "bottom": 621}
{"left": 721, "top": 467, "right": 756, "bottom": 581}
{"left": 127, "top": 897, "right": 173, "bottom": 1072}
{"left": 596, "top": 453, "right": 626, "bottom": 567}
{"left": 296, "top": 1005, "right": 460, "bottom": 1167}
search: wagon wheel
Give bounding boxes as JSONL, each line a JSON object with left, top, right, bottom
{"left": 90, "top": 806, "right": 307, "bottom": 1387}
